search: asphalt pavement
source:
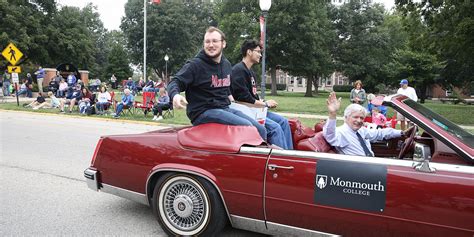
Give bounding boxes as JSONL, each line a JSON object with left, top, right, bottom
{"left": 0, "top": 110, "right": 266, "bottom": 236}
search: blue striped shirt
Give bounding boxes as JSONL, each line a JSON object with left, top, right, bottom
{"left": 323, "top": 119, "right": 402, "bottom": 157}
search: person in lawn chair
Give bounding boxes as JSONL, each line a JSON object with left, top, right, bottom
{"left": 113, "top": 88, "right": 134, "bottom": 119}
{"left": 152, "top": 87, "right": 170, "bottom": 121}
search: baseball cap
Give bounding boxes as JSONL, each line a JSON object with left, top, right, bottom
{"left": 400, "top": 79, "right": 408, "bottom": 85}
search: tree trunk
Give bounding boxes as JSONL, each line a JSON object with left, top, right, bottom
{"left": 305, "top": 73, "right": 314, "bottom": 97}
{"left": 312, "top": 74, "right": 319, "bottom": 96}
{"left": 270, "top": 67, "right": 278, "bottom": 96}
{"left": 419, "top": 84, "right": 427, "bottom": 104}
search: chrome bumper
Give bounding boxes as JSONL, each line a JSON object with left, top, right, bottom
{"left": 84, "top": 168, "right": 100, "bottom": 191}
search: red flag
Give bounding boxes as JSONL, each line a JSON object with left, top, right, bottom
{"left": 260, "top": 16, "right": 265, "bottom": 46}
{"left": 152, "top": 0, "right": 161, "bottom": 4}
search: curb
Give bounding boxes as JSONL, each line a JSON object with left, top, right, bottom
{"left": 0, "top": 109, "right": 176, "bottom": 128}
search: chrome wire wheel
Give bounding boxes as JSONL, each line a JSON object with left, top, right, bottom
{"left": 158, "top": 176, "right": 210, "bottom": 236}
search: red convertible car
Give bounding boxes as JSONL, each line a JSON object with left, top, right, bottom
{"left": 85, "top": 94, "right": 474, "bottom": 236}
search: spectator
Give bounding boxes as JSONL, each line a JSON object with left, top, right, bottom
{"left": 67, "top": 72, "right": 77, "bottom": 88}
{"left": 110, "top": 74, "right": 117, "bottom": 89}
{"left": 152, "top": 87, "right": 170, "bottom": 121}
{"left": 34, "top": 66, "right": 45, "bottom": 93}
{"left": 33, "top": 91, "right": 60, "bottom": 110}
{"left": 143, "top": 79, "right": 155, "bottom": 92}
{"left": 397, "top": 79, "right": 418, "bottom": 130}
{"left": 2, "top": 70, "right": 11, "bottom": 96}
{"left": 126, "top": 78, "right": 137, "bottom": 95}
{"left": 89, "top": 78, "right": 101, "bottom": 92}
{"left": 15, "top": 79, "right": 28, "bottom": 97}
{"left": 78, "top": 87, "right": 93, "bottom": 115}
{"left": 350, "top": 80, "right": 366, "bottom": 105}
{"left": 59, "top": 84, "right": 82, "bottom": 113}
{"left": 26, "top": 73, "right": 33, "bottom": 98}
{"left": 167, "top": 26, "right": 266, "bottom": 141}
{"left": 95, "top": 86, "right": 111, "bottom": 115}
{"left": 371, "top": 107, "right": 387, "bottom": 129}
{"left": 367, "top": 93, "right": 387, "bottom": 116}
{"left": 113, "top": 88, "right": 134, "bottom": 118}
{"left": 53, "top": 71, "right": 63, "bottom": 84}
{"left": 136, "top": 77, "right": 145, "bottom": 93}
{"left": 25, "top": 92, "right": 46, "bottom": 108}
{"left": 57, "top": 78, "right": 68, "bottom": 98}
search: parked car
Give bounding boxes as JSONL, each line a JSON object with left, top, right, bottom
{"left": 84, "top": 94, "right": 474, "bottom": 236}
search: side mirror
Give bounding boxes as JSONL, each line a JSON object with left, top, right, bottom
{"left": 413, "top": 143, "right": 431, "bottom": 162}
{"left": 413, "top": 143, "right": 436, "bottom": 173}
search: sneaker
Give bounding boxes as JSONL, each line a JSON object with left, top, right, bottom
{"left": 152, "top": 116, "right": 158, "bottom": 121}
{"left": 113, "top": 115, "right": 120, "bottom": 119}
{"left": 156, "top": 116, "right": 163, "bottom": 121}
{"left": 60, "top": 110, "right": 65, "bottom": 114}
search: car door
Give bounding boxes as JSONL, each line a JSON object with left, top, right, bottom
{"left": 263, "top": 150, "right": 474, "bottom": 237}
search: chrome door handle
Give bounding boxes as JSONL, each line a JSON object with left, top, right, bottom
{"left": 268, "top": 164, "right": 294, "bottom": 171}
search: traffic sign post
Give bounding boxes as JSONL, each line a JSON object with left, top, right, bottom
{"left": 2, "top": 42, "right": 24, "bottom": 66}
{"left": 11, "top": 73, "right": 20, "bottom": 106}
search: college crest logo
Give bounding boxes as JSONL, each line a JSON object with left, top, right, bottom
{"left": 316, "top": 175, "right": 327, "bottom": 189}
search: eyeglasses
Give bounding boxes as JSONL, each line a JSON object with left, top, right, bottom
{"left": 252, "top": 49, "right": 262, "bottom": 54}
{"left": 204, "top": 39, "right": 223, "bottom": 45}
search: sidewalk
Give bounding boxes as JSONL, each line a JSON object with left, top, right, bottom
{"left": 1, "top": 95, "right": 36, "bottom": 103}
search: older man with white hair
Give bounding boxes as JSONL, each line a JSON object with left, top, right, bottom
{"left": 323, "top": 92, "right": 405, "bottom": 157}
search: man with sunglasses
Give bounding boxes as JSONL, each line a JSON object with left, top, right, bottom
{"left": 167, "top": 27, "right": 267, "bottom": 141}
{"left": 230, "top": 39, "right": 293, "bottom": 149}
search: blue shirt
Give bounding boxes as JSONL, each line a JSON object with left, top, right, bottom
{"left": 323, "top": 119, "right": 402, "bottom": 157}
{"left": 158, "top": 95, "right": 170, "bottom": 105}
{"left": 121, "top": 94, "right": 134, "bottom": 105}
{"left": 35, "top": 68, "right": 45, "bottom": 78}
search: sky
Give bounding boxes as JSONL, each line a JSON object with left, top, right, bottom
{"left": 56, "top": 0, "right": 396, "bottom": 31}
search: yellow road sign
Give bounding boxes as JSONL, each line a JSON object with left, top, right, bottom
{"left": 8, "top": 65, "right": 21, "bottom": 73}
{"left": 2, "top": 42, "right": 24, "bottom": 65}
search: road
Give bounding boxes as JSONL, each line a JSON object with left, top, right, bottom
{"left": 0, "top": 111, "right": 266, "bottom": 236}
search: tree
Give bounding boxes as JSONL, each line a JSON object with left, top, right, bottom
{"left": 121, "top": 0, "right": 215, "bottom": 80}
{"left": 396, "top": 0, "right": 474, "bottom": 92}
{"left": 215, "top": 1, "right": 335, "bottom": 97}
{"left": 331, "top": 1, "right": 392, "bottom": 91}
{"left": 106, "top": 43, "right": 132, "bottom": 84}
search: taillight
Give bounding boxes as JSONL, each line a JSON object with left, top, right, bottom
{"left": 91, "top": 138, "right": 104, "bottom": 166}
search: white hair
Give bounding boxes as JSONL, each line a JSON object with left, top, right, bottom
{"left": 124, "top": 88, "right": 131, "bottom": 94}
{"left": 344, "top": 103, "right": 367, "bottom": 118}
{"left": 367, "top": 93, "right": 375, "bottom": 101}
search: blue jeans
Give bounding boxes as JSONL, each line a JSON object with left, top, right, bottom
{"left": 265, "top": 112, "right": 293, "bottom": 150}
{"left": 115, "top": 102, "right": 132, "bottom": 116}
{"left": 193, "top": 108, "right": 267, "bottom": 141}
{"left": 3, "top": 82, "right": 11, "bottom": 96}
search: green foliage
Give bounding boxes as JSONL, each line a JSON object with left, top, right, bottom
{"left": 107, "top": 44, "right": 132, "bottom": 83}
{"left": 331, "top": 1, "right": 394, "bottom": 90}
{"left": 0, "top": 1, "right": 124, "bottom": 81}
{"left": 215, "top": 1, "right": 335, "bottom": 97}
{"left": 332, "top": 85, "right": 353, "bottom": 92}
{"left": 121, "top": 0, "right": 215, "bottom": 78}
{"left": 396, "top": 0, "right": 474, "bottom": 91}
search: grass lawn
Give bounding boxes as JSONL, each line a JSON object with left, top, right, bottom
{"left": 1, "top": 91, "right": 472, "bottom": 132}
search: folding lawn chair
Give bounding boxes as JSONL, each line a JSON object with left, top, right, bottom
{"left": 133, "top": 91, "right": 156, "bottom": 117}
{"left": 162, "top": 101, "right": 174, "bottom": 119}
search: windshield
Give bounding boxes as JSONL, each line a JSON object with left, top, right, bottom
{"left": 404, "top": 100, "right": 474, "bottom": 149}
